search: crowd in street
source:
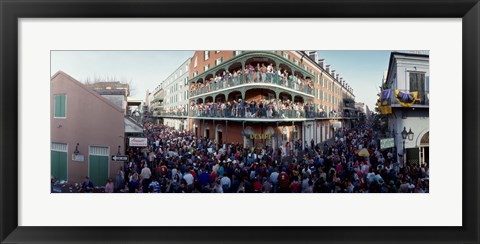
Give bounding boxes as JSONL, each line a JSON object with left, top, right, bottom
{"left": 189, "top": 62, "right": 313, "bottom": 94}
{"left": 102, "top": 117, "right": 429, "bottom": 194}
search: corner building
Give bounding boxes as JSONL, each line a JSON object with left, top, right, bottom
{"left": 187, "top": 51, "right": 356, "bottom": 150}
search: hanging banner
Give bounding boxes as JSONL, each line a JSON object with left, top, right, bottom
{"left": 395, "top": 90, "right": 418, "bottom": 107}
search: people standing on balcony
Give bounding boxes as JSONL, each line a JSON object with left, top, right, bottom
{"left": 261, "top": 63, "right": 267, "bottom": 82}
{"left": 267, "top": 63, "right": 273, "bottom": 82}
{"left": 220, "top": 102, "right": 226, "bottom": 117}
{"left": 254, "top": 63, "right": 260, "bottom": 82}
{"left": 232, "top": 69, "right": 239, "bottom": 85}
{"left": 247, "top": 64, "right": 254, "bottom": 82}
{"left": 238, "top": 98, "right": 244, "bottom": 117}
{"left": 282, "top": 70, "right": 288, "bottom": 86}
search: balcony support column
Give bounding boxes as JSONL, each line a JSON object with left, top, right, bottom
{"left": 276, "top": 121, "right": 279, "bottom": 149}
{"left": 213, "top": 120, "right": 215, "bottom": 144}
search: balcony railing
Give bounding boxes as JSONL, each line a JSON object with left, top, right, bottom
{"left": 154, "top": 111, "right": 188, "bottom": 117}
{"left": 189, "top": 108, "right": 314, "bottom": 119}
{"left": 152, "top": 109, "right": 357, "bottom": 120}
{"left": 189, "top": 74, "right": 313, "bottom": 97}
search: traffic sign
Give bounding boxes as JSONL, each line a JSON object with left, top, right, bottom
{"left": 111, "top": 155, "right": 129, "bottom": 161}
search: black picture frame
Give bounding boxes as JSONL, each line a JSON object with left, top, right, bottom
{"left": 1, "top": 0, "right": 478, "bottom": 243}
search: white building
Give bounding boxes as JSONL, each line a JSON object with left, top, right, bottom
{"left": 381, "top": 51, "right": 429, "bottom": 166}
{"left": 156, "top": 58, "right": 191, "bottom": 131}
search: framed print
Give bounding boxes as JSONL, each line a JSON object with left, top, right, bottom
{"left": 1, "top": 0, "right": 479, "bottom": 243}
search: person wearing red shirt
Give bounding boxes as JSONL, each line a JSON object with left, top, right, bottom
{"left": 277, "top": 170, "right": 290, "bottom": 193}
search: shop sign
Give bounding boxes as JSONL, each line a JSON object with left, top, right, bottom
{"left": 380, "top": 138, "right": 395, "bottom": 149}
{"left": 249, "top": 134, "right": 272, "bottom": 140}
{"left": 129, "top": 137, "right": 148, "bottom": 147}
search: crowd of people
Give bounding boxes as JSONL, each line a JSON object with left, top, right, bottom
{"left": 101, "top": 117, "right": 429, "bottom": 194}
{"left": 190, "top": 98, "right": 315, "bottom": 119}
{"left": 189, "top": 63, "right": 313, "bottom": 94}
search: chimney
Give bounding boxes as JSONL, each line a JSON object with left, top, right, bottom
{"left": 331, "top": 70, "right": 336, "bottom": 77}
{"left": 336, "top": 74, "right": 340, "bottom": 81}
{"left": 326, "top": 65, "right": 330, "bottom": 73}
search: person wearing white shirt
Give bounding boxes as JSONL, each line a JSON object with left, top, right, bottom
{"left": 270, "top": 169, "right": 279, "bottom": 193}
{"left": 220, "top": 176, "right": 231, "bottom": 192}
{"left": 183, "top": 172, "right": 194, "bottom": 186}
{"left": 140, "top": 164, "right": 151, "bottom": 180}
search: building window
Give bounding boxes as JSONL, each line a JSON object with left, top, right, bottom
{"left": 409, "top": 72, "right": 426, "bottom": 102}
{"left": 204, "top": 64, "right": 209, "bottom": 72}
{"left": 204, "top": 51, "right": 209, "bottom": 60}
{"left": 294, "top": 59, "right": 299, "bottom": 65}
{"left": 215, "top": 51, "right": 221, "bottom": 53}
{"left": 234, "top": 51, "right": 242, "bottom": 56}
{"left": 193, "top": 71, "right": 198, "bottom": 77}
{"left": 194, "top": 57, "right": 198, "bottom": 67}
{"left": 215, "top": 57, "right": 223, "bottom": 66}
{"left": 54, "top": 94, "right": 66, "bottom": 118}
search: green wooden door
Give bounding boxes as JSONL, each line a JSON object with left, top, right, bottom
{"left": 51, "top": 150, "right": 67, "bottom": 181}
{"left": 89, "top": 155, "right": 108, "bottom": 187}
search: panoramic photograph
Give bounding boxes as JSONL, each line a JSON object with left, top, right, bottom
{"left": 50, "top": 50, "right": 429, "bottom": 193}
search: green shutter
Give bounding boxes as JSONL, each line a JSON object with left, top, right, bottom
{"left": 51, "top": 150, "right": 67, "bottom": 181}
{"left": 54, "top": 95, "right": 60, "bottom": 117}
{"left": 60, "top": 95, "right": 66, "bottom": 117}
{"left": 89, "top": 155, "right": 108, "bottom": 187}
{"left": 54, "top": 95, "right": 66, "bottom": 117}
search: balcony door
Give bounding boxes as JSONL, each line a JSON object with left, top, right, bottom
{"left": 409, "top": 72, "right": 426, "bottom": 104}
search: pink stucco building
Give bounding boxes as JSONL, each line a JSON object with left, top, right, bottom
{"left": 51, "top": 71, "right": 126, "bottom": 186}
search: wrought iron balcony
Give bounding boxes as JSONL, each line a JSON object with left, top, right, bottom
{"left": 190, "top": 74, "right": 313, "bottom": 97}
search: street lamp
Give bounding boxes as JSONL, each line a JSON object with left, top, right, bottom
{"left": 401, "top": 127, "right": 414, "bottom": 166}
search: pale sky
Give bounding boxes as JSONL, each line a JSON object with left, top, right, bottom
{"left": 51, "top": 50, "right": 391, "bottom": 108}
{"left": 51, "top": 51, "right": 194, "bottom": 99}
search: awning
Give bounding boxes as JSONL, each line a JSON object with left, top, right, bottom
{"left": 124, "top": 117, "right": 143, "bottom": 134}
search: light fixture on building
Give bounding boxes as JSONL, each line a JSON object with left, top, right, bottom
{"left": 401, "top": 127, "right": 408, "bottom": 140}
{"left": 117, "top": 145, "right": 121, "bottom": 156}
{"left": 407, "top": 128, "right": 414, "bottom": 141}
{"left": 74, "top": 143, "right": 80, "bottom": 155}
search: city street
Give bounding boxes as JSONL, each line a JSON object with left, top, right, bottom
{"left": 50, "top": 50, "right": 429, "bottom": 193}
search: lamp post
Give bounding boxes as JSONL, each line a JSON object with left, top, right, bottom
{"left": 401, "top": 127, "right": 415, "bottom": 167}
